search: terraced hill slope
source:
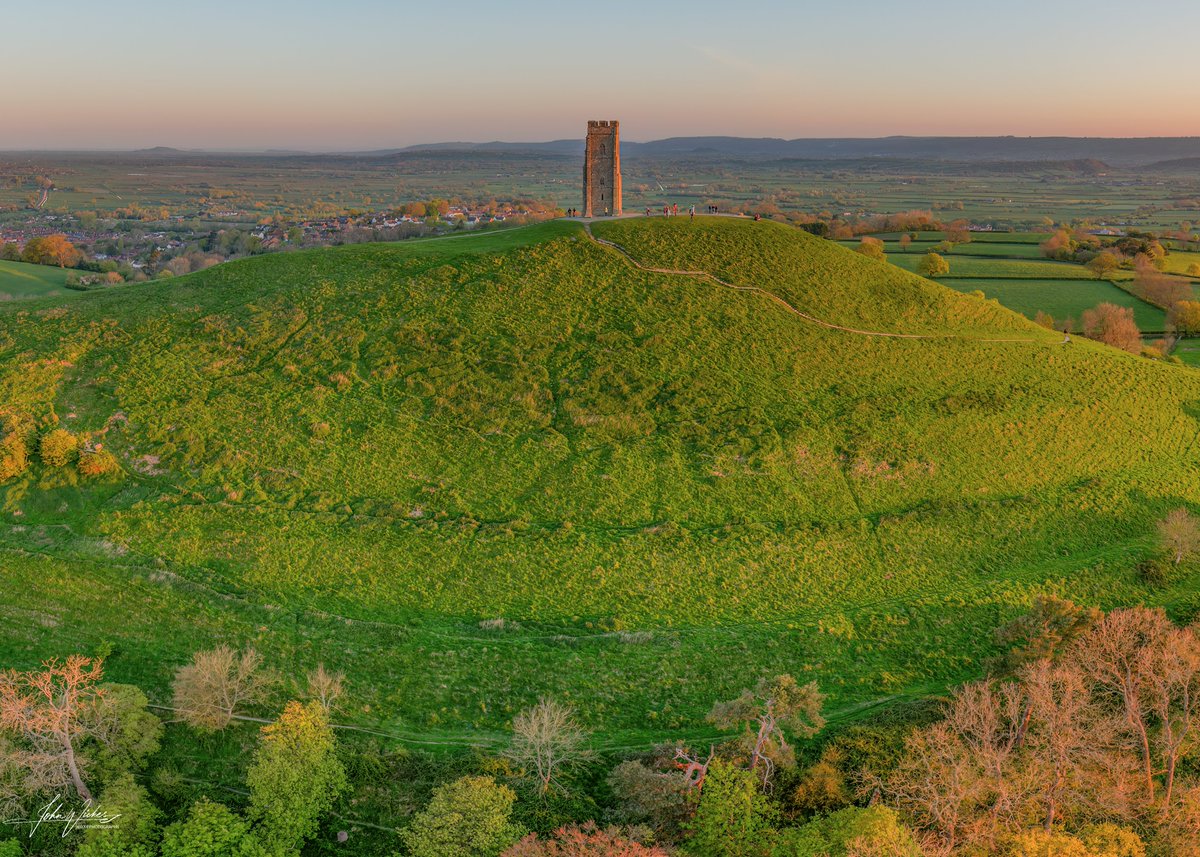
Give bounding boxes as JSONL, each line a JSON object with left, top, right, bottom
{"left": 2, "top": 218, "right": 1199, "bottom": 747}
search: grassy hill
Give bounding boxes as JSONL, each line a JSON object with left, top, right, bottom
{"left": 0, "top": 258, "right": 79, "bottom": 301}
{"left": 2, "top": 217, "right": 1200, "bottom": 752}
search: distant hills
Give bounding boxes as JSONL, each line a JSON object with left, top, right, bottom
{"left": 15, "top": 137, "right": 1199, "bottom": 168}
{"left": 391, "top": 136, "right": 1200, "bottom": 167}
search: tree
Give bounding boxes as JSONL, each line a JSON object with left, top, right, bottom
{"left": 172, "top": 646, "right": 274, "bottom": 732}
{"left": 246, "top": 700, "right": 346, "bottom": 852}
{"left": 39, "top": 428, "right": 78, "bottom": 467}
{"left": 160, "top": 797, "right": 273, "bottom": 857}
{"left": 401, "top": 775, "right": 524, "bottom": 857}
{"left": 881, "top": 679, "right": 1028, "bottom": 852}
{"left": 706, "top": 675, "right": 824, "bottom": 785}
{"left": 1040, "top": 229, "right": 1077, "bottom": 260}
{"left": 917, "top": 252, "right": 950, "bottom": 278}
{"left": 1019, "top": 659, "right": 1113, "bottom": 832}
{"left": 0, "top": 243, "right": 19, "bottom": 262}
{"left": 1086, "top": 251, "right": 1121, "bottom": 279}
{"left": 899, "top": 234, "right": 913, "bottom": 253}
{"left": 683, "top": 761, "right": 776, "bottom": 857}
{"left": 502, "top": 821, "right": 670, "bottom": 856}
{"left": 989, "top": 596, "right": 1101, "bottom": 678}
{"left": 1188, "top": 263, "right": 1200, "bottom": 277}
{"left": 1033, "top": 311, "right": 1056, "bottom": 330}
{"left": 305, "top": 662, "right": 345, "bottom": 713}
{"left": 1169, "top": 300, "right": 1200, "bottom": 336}
{"left": 856, "top": 237, "right": 886, "bottom": 262}
{"left": 1139, "top": 623, "right": 1200, "bottom": 808}
{"left": 1080, "top": 303, "right": 1141, "bottom": 353}
{"left": 1132, "top": 268, "right": 1190, "bottom": 309}
{"left": 608, "top": 758, "right": 695, "bottom": 839}
{"left": 0, "top": 655, "right": 104, "bottom": 799}
{"left": 82, "top": 682, "right": 163, "bottom": 781}
{"left": 507, "top": 699, "right": 590, "bottom": 794}
{"left": 21, "top": 234, "right": 79, "bottom": 268}
{"left": 946, "top": 220, "right": 972, "bottom": 244}
{"left": 1158, "top": 508, "right": 1200, "bottom": 565}
{"left": 1072, "top": 607, "right": 1172, "bottom": 804}
{"left": 76, "top": 773, "right": 160, "bottom": 857}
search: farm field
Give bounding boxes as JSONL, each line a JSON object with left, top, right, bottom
{"left": 5, "top": 149, "right": 1200, "bottom": 234}
{"left": 885, "top": 253, "right": 1104, "bottom": 279}
{"left": 0, "top": 258, "right": 79, "bottom": 301}
{"left": 4, "top": 217, "right": 1200, "bottom": 760}
{"left": 939, "top": 277, "right": 1169, "bottom": 330}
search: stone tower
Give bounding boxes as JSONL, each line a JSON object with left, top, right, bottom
{"left": 583, "top": 120, "right": 621, "bottom": 217}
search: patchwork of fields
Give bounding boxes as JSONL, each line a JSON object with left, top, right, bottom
{"left": 2, "top": 218, "right": 1200, "bottom": 753}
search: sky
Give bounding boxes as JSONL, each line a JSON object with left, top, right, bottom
{"left": 6, "top": 0, "right": 1200, "bottom": 150}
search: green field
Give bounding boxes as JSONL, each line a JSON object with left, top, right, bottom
{"left": 2, "top": 216, "right": 1200, "bottom": 762}
{"left": 940, "top": 277, "right": 1169, "bottom": 330}
{"left": 886, "top": 254, "right": 1104, "bottom": 279}
{"left": 0, "top": 259, "right": 79, "bottom": 301}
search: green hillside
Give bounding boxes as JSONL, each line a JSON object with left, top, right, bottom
{"left": 3, "top": 217, "right": 1200, "bottom": 749}
{"left": 0, "top": 258, "right": 79, "bottom": 301}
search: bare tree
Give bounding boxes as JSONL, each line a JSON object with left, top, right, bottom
{"left": 1072, "top": 607, "right": 1171, "bottom": 804}
{"left": 1158, "top": 508, "right": 1200, "bottom": 565}
{"left": 0, "top": 656, "right": 104, "bottom": 800}
{"left": 172, "top": 646, "right": 274, "bottom": 732}
{"left": 881, "top": 680, "right": 1026, "bottom": 852}
{"left": 305, "top": 663, "right": 345, "bottom": 714}
{"left": 506, "top": 698, "right": 590, "bottom": 794}
{"left": 706, "top": 675, "right": 825, "bottom": 786}
{"left": 1020, "top": 659, "right": 1114, "bottom": 832}
{"left": 1141, "top": 624, "right": 1200, "bottom": 810}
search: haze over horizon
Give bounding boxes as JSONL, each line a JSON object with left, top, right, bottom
{"left": 6, "top": 0, "right": 1200, "bottom": 150}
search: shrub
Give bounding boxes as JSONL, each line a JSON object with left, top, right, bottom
{"left": 78, "top": 446, "right": 120, "bottom": 478}
{"left": 773, "top": 805, "right": 923, "bottom": 856}
{"left": 39, "top": 428, "right": 79, "bottom": 466}
{"left": 0, "top": 431, "right": 27, "bottom": 482}
{"left": 1005, "top": 829, "right": 1091, "bottom": 856}
{"left": 1078, "top": 823, "right": 1144, "bottom": 857}
{"left": 1137, "top": 556, "right": 1172, "bottom": 587}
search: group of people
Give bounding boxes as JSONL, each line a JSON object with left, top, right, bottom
{"left": 644, "top": 204, "right": 697, "bottom": 219}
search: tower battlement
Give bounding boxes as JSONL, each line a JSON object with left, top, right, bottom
{"left": 583, "top": 120, "right": 621, "bottom": 217}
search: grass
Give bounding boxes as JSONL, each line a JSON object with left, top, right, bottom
{"left": 3, "top": 216, "right": 1200, "bottom": 756}
{"left": 0, "top": 259, "right": 79, "bottom": 301}
{"left": 940, "top": 277, "right": 1169, "bottom": 331}
{"left": 886, "top": 254, "right": 1106, "bottom": 280}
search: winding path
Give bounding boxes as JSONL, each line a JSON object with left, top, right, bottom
{"left": 583, "top": 223, "right": 1040, "bottom": 345}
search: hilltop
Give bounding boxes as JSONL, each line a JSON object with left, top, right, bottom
{"left": 2, "top": 217, "right": 1199, "bottom": 747}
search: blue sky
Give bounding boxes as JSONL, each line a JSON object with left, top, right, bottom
{"left": 6, "top": 0, "right": 1199, "bottom": 148}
